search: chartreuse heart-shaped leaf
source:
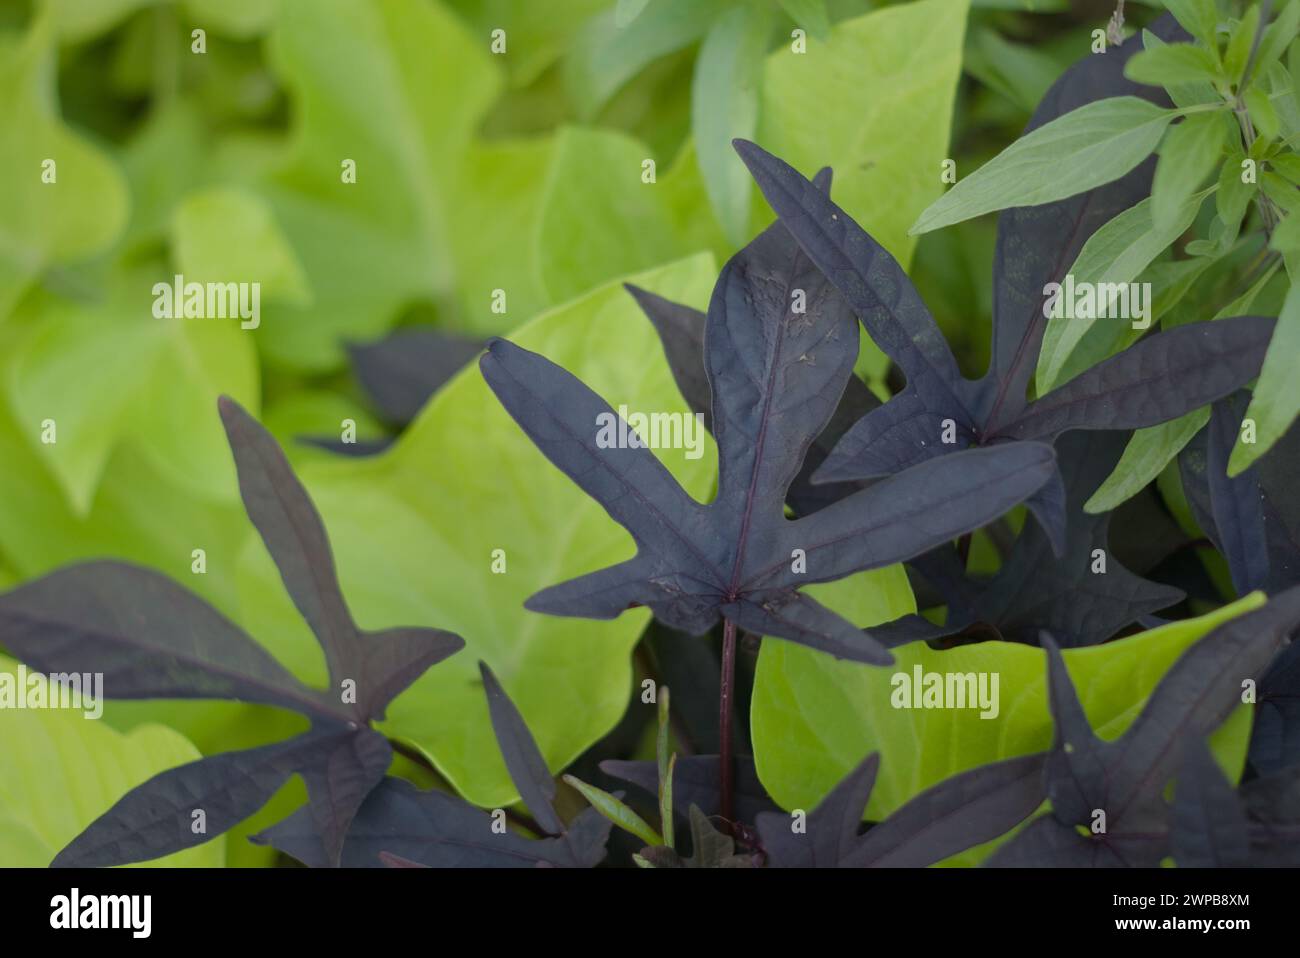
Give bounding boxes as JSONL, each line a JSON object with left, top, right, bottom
{"left": 252, "top": 0, "right": 500, "bottom": 370}
{"left": 756, "top": 0, "right": 967, "bottom": 268}
{"left": 5, "top": 267, "right": 259, "bottom": 514}
{"left": 234, "top": 254, "right": 720, "bottom": 809}
{"left": 751, "top": 593, "right": 1265, "bottom": 822}
{"left": 0, "top": 656, "right": 223, "bottom": 867}
{"left": 0, "top": 12, "right": 128, "bottom": 318}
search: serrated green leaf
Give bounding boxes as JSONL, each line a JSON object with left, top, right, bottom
{"left": 911, "top": 97, "right": 1176, "bottom": 235}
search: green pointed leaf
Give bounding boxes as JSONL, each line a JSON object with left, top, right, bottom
{"left": 1036, "top": 188, "right": 1211, "bottom": 393}
{"left": 1125, "top": 42, "right": 1221, "bottom": 87}
{"left": 1229, "top": 280, "right": 1300, "bottom": 474}
{"left": 562, "top": 775, "right": 663, "bottom": 847}
{"left": 1225, "top": 6, "right": 1262, "bottom": 85}
{"left": 1152, "top": 112, "right": 1230, "bottom": 231}
{"left": 1084, "top": 408, "right": 1211, "bottom": 513}
{"left": 912, "top": 97, "right": 1177, "bottom": 235}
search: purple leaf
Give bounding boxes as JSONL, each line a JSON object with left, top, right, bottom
{"left": 481, "top": 213, "right": 1057, "bottom": 664}
{"left": 1005, "top": 317, "right": 1276, "bottom": 442}
{"left": 479, "top": 661, "right": 565, "bottom": 836}
{"left": 0, "top": 561, "right": 327, "bottom": 714}
{"left": 1171, "top": 740, "right": 1251, "bottom": 868}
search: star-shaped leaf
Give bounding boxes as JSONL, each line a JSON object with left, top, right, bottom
{"left": 756, "top": 750, "right": 1047, "bottom": 868}
{"left": 988, "top": 587, "right": 1300, "bottom": 867}
{"left": 0, "top": 397, "right": 464, "bottom": 866}
{"left": 254, "top": 662, "right": 610, "bottom": 868}
{"left": 480, "top": 188, "right": 1058, "bottom": 665}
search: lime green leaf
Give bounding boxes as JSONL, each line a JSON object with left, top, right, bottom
{"left": 1125, "top": 42, "right": 1221, "bottom": 87}
{"left": 564, "top": 0, "right": 718, "bottom": 120}
{"left": 448, "top": 138, "right": 554, "bottom": 333}
{"left": 1151, "top": 112, "right": 1229, "bottom": 231}
{"left": 234, "top": 255, "right": 718, "bottom": 808}
{"left": 535, "top": 127, "right": 681, "bottom": 305}
{"left": 777, "top": 0, "right": 831, "bottom": 40}
{"left": 761, "top": 0, "right": 969, "bottom": 263}
{"left": 1228, "top": 280, "right": 1300, "bottom": 474}
{"left": 615, "top": 0, "right": 652, "bottom": 28}
{"left": 1084, "top": 408, "right": 1211, "bottom": 513}
{"left": 912, "top": 97, "right": 1176, "bottom": 235}
{"left": 751, "top": 595, "right": 1264, "bottom": 821}
{"left": 41, "top": 0, "right": 153, "bottom": 43}
{"left": 448, "top": 0, "right": 609, "bottom": 87}
{"left": 5, "top": 270, "right": 259, "bottom": 514}
{"left": 184, "top": 0, "right": 277, "bottom": 37}
{"left": 1036, "top": 189, "right": 1210, "bottom": 392}
{"left": 692, "top": 4, "right": 771, "bottom": 246}
{"left": 255, "top": 0, "right": 500, "bottom": 370}
{"left": 172, "top": 187, "right": 310, "bottom": 306}
{"left": 0, "top": 17, "right": 129, "bottom": 318}
{"left": 0, "top": 655, "right": 224, "bottom": 867}
{"left": 565, "top": 775, "right": 664, "bottom": 847}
